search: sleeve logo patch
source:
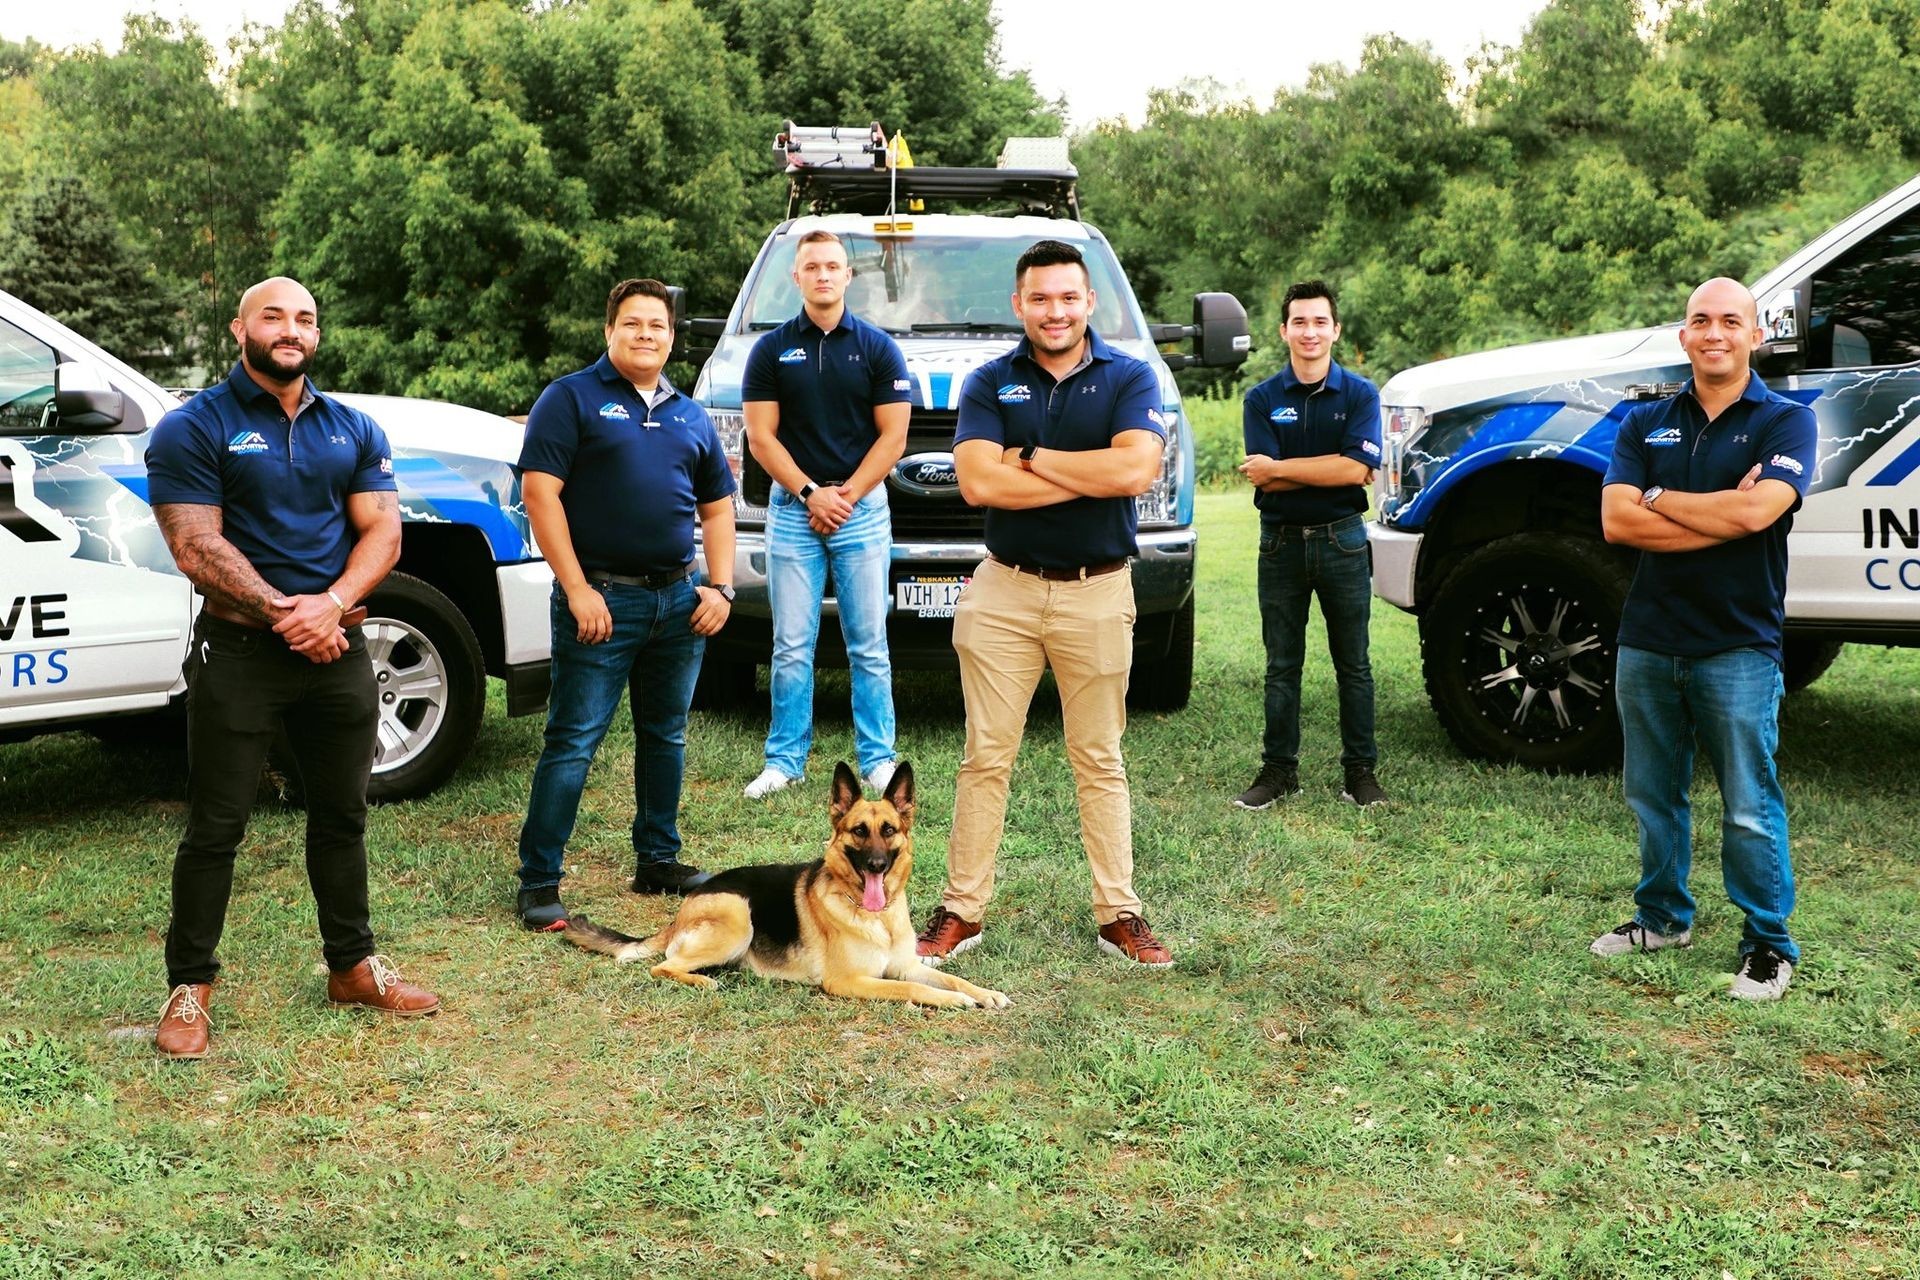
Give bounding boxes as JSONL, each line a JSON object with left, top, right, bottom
{"left": 599, "top": 402, "right": 631, "bottom": 421}
{"left": 1361, "top": 439, "right": 1381, "bottom": 457}
{"left": 892, "top": 378, "right": 911, "bottom": 391}
{"left": 1644, "top": 426, "right": 1684, "bottom": 447}
{"left": 1768, "top": 452, "right": 1804, "bottom": 476}
{"left": 227, "top": 430, "right": 269, "bottom": 455}
{"left": 1146, "top": 408, "right": 1173, "bottom": 430}
{"left": 379, "top": 456, "right": 393, "bottom": 473}
{"left": 779, "top": 347, "right": 808, "bottom": 364}
{"left": 997, "top": 384, "right": 1032, "bottom": 404}
{"left": 1269, "top": 406, "right": 1299, "bottom": 425}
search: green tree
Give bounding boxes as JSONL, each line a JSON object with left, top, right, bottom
{"left": 0, "top": 173, "right": 180, "bottom": 374}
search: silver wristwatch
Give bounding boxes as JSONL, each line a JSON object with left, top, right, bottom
{"left": 1641, "top": 485, "right": 1665, "bottom": 509}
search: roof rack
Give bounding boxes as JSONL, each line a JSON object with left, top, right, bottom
{"left": 776, "top": 119, "right": 1079, "bottom": 220}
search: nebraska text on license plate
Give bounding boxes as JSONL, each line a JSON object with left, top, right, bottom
{"left": 894, "top": 576, "right": 969, "bottom": 618}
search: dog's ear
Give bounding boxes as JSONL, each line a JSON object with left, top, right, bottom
{"left": 883, "top": 760, "right": 915, "bottom": 827}
{"left": 829, "top": 761, "right": 861, "bottom": 822}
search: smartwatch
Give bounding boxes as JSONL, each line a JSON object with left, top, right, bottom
{"left": 1018, "top": 443, "right": 1038, "bottom": 472}
{"left": 711, "top": 583, "right": 736, "bottom": 603}
{"left": 1641, "top": 485, "right": 1665, "bottom": 510}
{"left": 798, "top": 482, "right": 818, "bottom": 502}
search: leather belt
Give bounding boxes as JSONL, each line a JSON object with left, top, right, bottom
{"left": 992, "top": 556, "right": 1127, "bottom": 582}
{"left": 587, "top": 563, "right": 694, "bottom": 589}
{"left": 204, "top": 603, "right": 268, "bottom": 629}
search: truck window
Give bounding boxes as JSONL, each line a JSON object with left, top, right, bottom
{"left": 0, "top": 318, "right": 56, "bottom": 435}
{"left": 1808, "top": 203, "right": 1920, "bottom": 369}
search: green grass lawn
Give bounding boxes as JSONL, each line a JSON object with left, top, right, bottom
{"left": 4, "top": 493, "right": 1918, "bottom": 1278}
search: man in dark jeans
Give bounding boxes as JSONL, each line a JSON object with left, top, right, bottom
{"left": 1235, "top": 279, "right": 1388, "bottom": 810}
{"left": 146, "top": 276, "right": 440, "bottom": 1061}
{"left": 512, "top": 278, "right": 737, "bottom": 929}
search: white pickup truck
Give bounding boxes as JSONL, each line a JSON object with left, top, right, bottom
{"left": 0, "top": 288, "right": 553, "bottom": 799}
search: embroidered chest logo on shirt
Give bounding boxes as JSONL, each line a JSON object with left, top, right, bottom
{"left": 779, "top": 347, "right": 808, "bottom": 364}
{"left": 998, "top": 384, "right": 1032, "bottom": 404}
{"left": 599, "top": 402, "right": 631, "bottom": 421}
{"left": 328, "top": 433, "right": 351, "bottom": 446}
{"left": 227, "top": 430, "right": 269, "bottom": 455}
{"left": 1270, "top": 406, "right": 1299, "bottom": 425}
{"left": 1645, "top": 425, "right": 1683, "bottom": 447}
{"left": 1080, "top": 384, "right": 1098, "bottom": 394}
{"left": 847, "top": 352, "right": 862, "bottom": 363}
{"left": 1769, "top": 453, "right": 1804, "bottom": 476}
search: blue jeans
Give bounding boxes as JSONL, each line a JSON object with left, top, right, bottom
{"left": 1255, "top": 513, "right": 1377, "bottom": 768}
{"left": 1616, "top": 645, "right": 1797, "bottom": 960}
{"left": 517, "top": 578, "right": 704, "bottom": 888}
{"left": 764, "top": 484, "right": 896, "bottom": 778}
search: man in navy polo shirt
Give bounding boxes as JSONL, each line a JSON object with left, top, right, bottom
{"left": 1235, "top": 279, "right": 1387, "bottom": 811}
{"left": 741, "top": 229, "right": 912, "bottom": 800}
{"left": 1591, "top": 277, "right": 1816, "bottom": 1001}
{"left": 512, "top": 278, "right": 737, "bottom": 928}
{"left": 145, "top": 276, "right": 440, "bottom": 1061}
{"left": 913, "top": 238, "right": 1175, "bottom": 970}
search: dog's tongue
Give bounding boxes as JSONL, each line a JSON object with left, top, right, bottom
{"left": 862, "top": 872, "right": 887, "bottom": 912}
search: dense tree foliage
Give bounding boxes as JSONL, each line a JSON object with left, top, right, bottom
{"left": 8, "top": 0, "right": 1920, "bottom": 408}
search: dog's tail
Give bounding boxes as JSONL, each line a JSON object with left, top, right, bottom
{"left": 560, "top": 914, "right": 665, "bottom": 964}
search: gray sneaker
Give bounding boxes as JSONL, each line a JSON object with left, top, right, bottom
{"left": 1589, "top": 920, "right": 1693, "bottom": 956}
{"left": 1233, "top": 761, "right": 1300, "bottom": 810}
{"left": 1729, "top": 946, "right": 1794, "bottom": 1001}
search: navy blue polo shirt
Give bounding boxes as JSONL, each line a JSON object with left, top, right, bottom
{"left": 145, "top": 363, "right": 397, "bottom": 597}
{"left": 1242, "top": 359, "right": 1382, "bottom": 525}
{"left": 1604, "top": 374, "right": 1816, "bottom": 665}
{"left": 954, "top": 331, "right": 1165, "bottom": 568}
{"left": 742, "top": 308, "right": 912, "bottom": 483}
{"left": 517, "top": 356, "right": 735, "bottom": 576}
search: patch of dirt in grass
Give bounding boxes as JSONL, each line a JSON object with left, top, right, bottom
{"left": 1801, "top": 1049, "right": 1883, "bottom": 1082}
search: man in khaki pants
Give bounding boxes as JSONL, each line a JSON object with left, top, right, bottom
{"left": 914, "top": 239, "right": 1174, "bottom": 969}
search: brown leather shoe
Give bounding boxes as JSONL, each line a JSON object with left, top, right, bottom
{"left": 156, "top": 983, "right": 212, "bottom": 1060}
{"left": 915, "top": 905, "right": 982, "bottom": 966}
{"left": 326, "top": 955, "right": 440, "bottom": 1017}
{"left": 1097, "top": 912, "right": 1174, "bottom": 968}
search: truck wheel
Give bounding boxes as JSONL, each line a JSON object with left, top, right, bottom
{"left": 1782, "top": 637, "right": 1843, "bottom": 693}
{"left": 1422, "top": 533, "right": 1632, "bottom": 772}
{"left": 360, "top": 572, "right": 485, "bottom": 801}
{"left": 691, "top": 653, "right": 759, "bottom": 714}
{"left": 1127, "top": 595, "right": 1195, "bottom": 712}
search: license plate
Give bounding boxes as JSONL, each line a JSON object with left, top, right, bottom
{"left": 894, "top": 575, "right": 969, "bottom": 619}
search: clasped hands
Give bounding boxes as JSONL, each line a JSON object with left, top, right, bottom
{"left": 270, "top": 592, "right": 350, "bottom": 663}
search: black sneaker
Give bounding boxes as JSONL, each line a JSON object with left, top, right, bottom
{"left": 1233, "top": 761, "right": 1300, "bottom": 810}
{"left": 516, "top": 885, "right": 569, "bottom": 932}
{"left": 630, "top": 860, "right": 707, "bottom": 895}
{"left": 1341, "top": 766, "right": 1389, "bottom": 808}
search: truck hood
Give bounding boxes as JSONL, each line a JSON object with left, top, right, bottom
{"left": 334, "top": 392, "right": 527, "bottom": 465}
{"left": 1380, "top": 326, "right": 1682, "bottom": 411}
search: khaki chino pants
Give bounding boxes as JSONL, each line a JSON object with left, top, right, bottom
{"left": 943, "top": 557, "right": 1142, "bottom": 926}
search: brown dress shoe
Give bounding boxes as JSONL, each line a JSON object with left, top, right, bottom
{"left": 326, "top": 955, "right": 440, "bottom": 1017}
{"left": 1097, "top": 912, "right": 1175, "bottom": 968}
{"left": 156, "top": 983, "right": 213, "bottom": 1060}
{"left": 915, "top": 905, "right": 982, "bottom": 966}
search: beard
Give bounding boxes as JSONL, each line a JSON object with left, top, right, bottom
{"left": 243, "top": 335, "right": 314, "bottom": 383}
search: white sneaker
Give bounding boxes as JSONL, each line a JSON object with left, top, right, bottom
{"left": 744, "top": 767, "right": 802, "bottom": 800}
{"left": 1729, "top": 947, "right": 1794, "bottom": 1001}
{"left": 863, "top": 760, "right": 897, "bottom": 793}
{"left": 1589, "top": 920, "right": 1693, "bottom": 956}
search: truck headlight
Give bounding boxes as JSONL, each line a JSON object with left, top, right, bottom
{"left": 1378, "top": 404, "right": 1428, "bottom": 521}
{"left": 1137, "top": 416, "right": 1182, "bottom": 528}
{"left": 707, "top": 410, "right": 767, "bottom": 524}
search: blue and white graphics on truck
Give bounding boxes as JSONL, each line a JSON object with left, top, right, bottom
{"left": 0, "top": 288, "right": 553, "bottom": 799}
{"left": 1369, "top": 175, "right": 1920, "bottom": 770}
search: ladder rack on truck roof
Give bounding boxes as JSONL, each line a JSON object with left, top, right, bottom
{"left": 775, "top": 119, "right": 1079, "bottom": 220}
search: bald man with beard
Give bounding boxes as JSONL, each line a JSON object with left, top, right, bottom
{"left": 1589, "top": 277, "right": 1817, "bottom": 1001}
{"left": 144, "top": 277, "right": 440, "bottom": 1060}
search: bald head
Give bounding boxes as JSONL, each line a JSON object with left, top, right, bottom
{"left": 1677, "top": 276, "right": 1762, "bottom": 389}
{"left": 237, "top": 276, "right": 316, "bottom": 324}
{"left": 1684, "top": 277, "right": 1757, "bottom": 328}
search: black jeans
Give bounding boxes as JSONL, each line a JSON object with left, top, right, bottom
{"left": 1256, "top": 513, "right": 1378, "bottom": 769}
{"left": 165, "top": 613, "right": 378, "bottom": 987}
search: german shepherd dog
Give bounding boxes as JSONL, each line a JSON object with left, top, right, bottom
{"left": 561, "top": 762, "right": 1011, "bottom": 1009}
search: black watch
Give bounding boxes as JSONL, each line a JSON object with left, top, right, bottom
{"left": 1018, "top": 443, "right": 1038, "bottom": 471}
{"left": 798, "top": 482, "right": 817, "bottom": 502}
{"left": 711, "top": 582, "right": 735, "bottom": 602}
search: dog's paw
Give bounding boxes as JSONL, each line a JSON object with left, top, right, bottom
{"left": 974, "top": 988, "right": 1012, "bottom": 1009}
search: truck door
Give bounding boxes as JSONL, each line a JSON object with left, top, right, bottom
{"left": 0, "top": 315, "right": 192, "bottom": 724}
{"left": 1775, "top": 204, "right": 1920, "bottom": 623}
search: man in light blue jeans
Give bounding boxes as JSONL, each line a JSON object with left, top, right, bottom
{"left": 1593, "top": 278, "right": 1816, "bottom": 1000}
{"left": 742, "top": 229, "right": 912, "bottom": 797}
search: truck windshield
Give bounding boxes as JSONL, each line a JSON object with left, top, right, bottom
{"left": 742, "top": 234, "right": 1140, "bottom": 340}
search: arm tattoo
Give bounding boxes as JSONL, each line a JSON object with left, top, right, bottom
{"left": 372, "top": 491, "right": 398, "bottom": 513}
{"left": 152, "top": 503, "right": 281, "bottom": 621}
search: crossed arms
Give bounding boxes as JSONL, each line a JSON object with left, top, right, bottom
{"left": 952, "top": 430, "right": 1165, "bottom": 509}
{"left": 153, "top": 491, "right": 400, "bottom": 662}
{"left": 1601, "top": 464, "right": 1797, "bottom": 552}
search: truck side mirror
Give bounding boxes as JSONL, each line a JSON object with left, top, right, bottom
{"left": 1153, "top": 293, "right": 1252, "bottom": 369}
{"left": 54, "top": 360, "right": 130, "bottom": 432}
{"left": 1753, "top": 283, "right": 1806, "bottom": 376}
